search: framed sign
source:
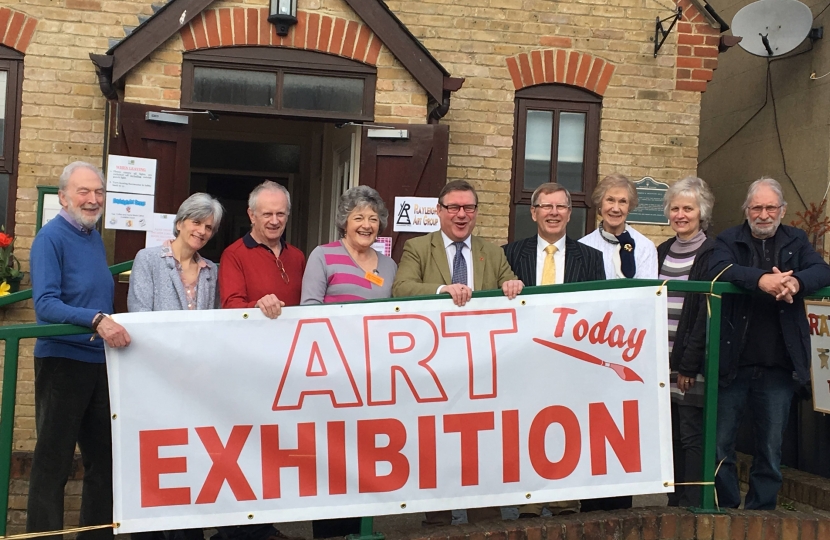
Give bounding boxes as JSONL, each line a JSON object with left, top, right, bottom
{"left": 807, "top": 300, "right": 830, "bottom": 413}
{"left": 627, "top": 177, "right": 669, "bottom": 225}
{"left": 36, "top": 186, "right": 61, "bottom": 232}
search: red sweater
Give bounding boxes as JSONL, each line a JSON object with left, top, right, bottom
{"left": 219, "top": 233, "right": 306, "bottom": 308}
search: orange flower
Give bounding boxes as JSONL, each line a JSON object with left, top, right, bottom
{"left": 0, "top": 233, "right": 12, "bottom": 249}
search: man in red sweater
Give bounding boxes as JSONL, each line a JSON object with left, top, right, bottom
{"left": 219, "top": 180, "right": 305, "bottom": 316}
{"left": 216, "top": 181, "right": 305, "bottom": 540}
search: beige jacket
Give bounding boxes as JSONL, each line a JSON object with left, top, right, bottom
{"left": 391, "top": 231, "right": 517, "bottom": 298}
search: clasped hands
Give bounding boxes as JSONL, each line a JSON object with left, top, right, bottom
{"left": 758, "top": 267, "right": 800, "bottom": 303}
{"left": 440, "top": 279, "right": 523, "bottom": 307}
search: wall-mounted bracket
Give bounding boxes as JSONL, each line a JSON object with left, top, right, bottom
{"left": 654, "top": 7, "right": 683, "bottom": 57}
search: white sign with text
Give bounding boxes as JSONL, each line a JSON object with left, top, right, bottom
{"left": 106, "top": 155, "right": 157, "bottom": 196}
{"left": 393, "top": 197, "right": 440, "bottom": 233}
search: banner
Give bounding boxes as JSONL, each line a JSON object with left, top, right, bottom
{"left": 107, "top": 287, "right": 672, "bottom": 534}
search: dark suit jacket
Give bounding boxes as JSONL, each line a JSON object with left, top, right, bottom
{"left": 502, "top": 235, "right": 606, "bottom": 285}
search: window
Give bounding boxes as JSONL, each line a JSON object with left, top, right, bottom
{"left": 0, "top": 45, "right": 23, "bottom": 233}
{"left": 509, "top": 85, "right": 601, "bottom": 242}
{"left": 182, "top": 47, "right": 376, "bottom": 121}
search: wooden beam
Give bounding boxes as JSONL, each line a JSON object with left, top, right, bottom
{"left": 111, "top": 0, "right": 215, "bottom": 82}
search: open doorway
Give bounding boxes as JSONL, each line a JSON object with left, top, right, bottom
{"left": 188, "top": 113, "right": 360, "bottom": 259}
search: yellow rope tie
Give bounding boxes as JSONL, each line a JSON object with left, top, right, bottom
{"left": 706, "top": 264, "right": 733, "bottom": 318}
{"left": 664, "top": 457, "right": 726, "bottom": 511}
{"left": 656, "top": 280, "right": 669, "bottom": 296}
{"left": 0, "top": 524, "right": 115, "bottom": 539}
{"left": 665, "top": 481, "right": 715, "bottom": 486}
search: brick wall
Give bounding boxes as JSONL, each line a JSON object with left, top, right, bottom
{"left": 0, "top": 1, "right": 156, "bottom": 469}
{"left": 383, "top": 0, "right": 714, "bottom": 243}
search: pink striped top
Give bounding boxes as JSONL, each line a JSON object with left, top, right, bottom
{"left": 300, "top": 240, "right": 397, "bottom": 304}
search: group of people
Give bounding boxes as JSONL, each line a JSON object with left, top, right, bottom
{"left": 25, "top": 160, "right": 830, "bottom": 540}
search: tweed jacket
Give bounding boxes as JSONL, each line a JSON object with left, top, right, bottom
{"left": 127, "top": 244, "right": 219, "bottom": 312}
{"left": 391, "top": 231, "right": 518, "bottom": 298}
{"left": 502, "top": 235, "right": 606, "bottom": 286}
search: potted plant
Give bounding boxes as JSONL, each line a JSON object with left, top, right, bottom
{"left": 0, "top": 229, "right": 23, "bottom": 296}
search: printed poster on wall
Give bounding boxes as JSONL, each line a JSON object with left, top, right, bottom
{"left": 105, "top": 193, "right": 154, "bottom": 232}
{"left": 106, "top": 155, "right": 157, "bottom": 196}
{"left": 144, "top": 213, "right": 176, "bottom": 248}
{"left": 106, "top": 286, "right": 673, "bottom": 534}
{"left": 393, "top": 196, "right": 440, "bottom": 233}
{"left": 807, "top": 300, "right": 830, "bottom": 413}
{"left": 371, "top": 236, "right": 392, "bottom": 257}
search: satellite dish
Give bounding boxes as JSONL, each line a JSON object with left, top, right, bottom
{"left": 731, "top": 0, "right": 813, "bottom": 57}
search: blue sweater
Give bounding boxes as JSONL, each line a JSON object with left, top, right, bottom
{"left": 31, "top": 215, "right": 114, "bottom": 363}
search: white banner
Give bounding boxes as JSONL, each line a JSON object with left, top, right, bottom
{"left": 107, "top": 287, "right": 672, "bottom": 534}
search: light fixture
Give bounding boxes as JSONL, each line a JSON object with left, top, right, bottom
{"left": 268, "top": 0, "right": 297, "bottom": 36}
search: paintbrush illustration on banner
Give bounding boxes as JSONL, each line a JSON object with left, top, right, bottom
{"left": 533, "top": 338, "right": 644, "bottom": 383}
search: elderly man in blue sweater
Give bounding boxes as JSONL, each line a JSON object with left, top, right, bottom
{"left": 27, "top": 161, "right": 130, "bottom": 540}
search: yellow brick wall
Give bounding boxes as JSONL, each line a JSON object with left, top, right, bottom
{"left": 384, "top": 0, "right": 699, "bottom": 244}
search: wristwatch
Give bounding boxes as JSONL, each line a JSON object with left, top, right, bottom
{"left": 91, "top": 312, "right": 107, "bottom": 330}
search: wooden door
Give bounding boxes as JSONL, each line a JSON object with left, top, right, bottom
{"left": 107, "top": 101, "right": 192, "bottom": 312}
{"left": 358, "top": 124, "right": 449, "bottom": 262}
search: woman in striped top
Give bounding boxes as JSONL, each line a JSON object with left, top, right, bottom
{"left": 657, "top": 176, "right": 716, "bottom": 507}
{"left": 301, "top": 186, "right": 395, "bottom": 537}
{"left": 302, "top": 186, "right": 396, "bottom": 307}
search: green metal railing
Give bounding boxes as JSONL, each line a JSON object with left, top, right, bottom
{"left": 0, "top": 276, "right": 826, "bottom": 535}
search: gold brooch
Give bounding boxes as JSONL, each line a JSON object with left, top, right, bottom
{"left": 623, "top": 243, "right": 633, "bottom": 252}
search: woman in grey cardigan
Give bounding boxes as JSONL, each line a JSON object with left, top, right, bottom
{"left": 127, "top": 193, "right": 224, "bottom": 540}
{"left": 128, "top": 193, "right": 224, "bottom": 312}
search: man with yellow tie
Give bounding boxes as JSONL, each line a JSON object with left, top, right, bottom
{"left": 502, "top": 182, "right": 605, "bottom": 518}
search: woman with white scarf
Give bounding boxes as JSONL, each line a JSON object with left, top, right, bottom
{"left": 577, "top": 173, "right": 657, "bottom": 513}
{"left": 579, "top": 173, "right": 658, "bottom": 280}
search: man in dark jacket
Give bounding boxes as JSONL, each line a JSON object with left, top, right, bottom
{"left": 503, "top": 182, "right": 605, "bottom": 287}
{"left": 503, "top": 182, "right": 604, "bottom": 517}
{"left": 710, "top": 177, "right": 830, "bottom": 510}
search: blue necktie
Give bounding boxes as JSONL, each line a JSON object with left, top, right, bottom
{"left": 451, "top": 241, "right": 467, "bottom": 285}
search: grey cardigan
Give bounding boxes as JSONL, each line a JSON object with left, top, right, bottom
{"left": 127, "top": 245, "right": 219, "bottom": 312}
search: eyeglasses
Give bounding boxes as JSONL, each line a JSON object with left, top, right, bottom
{"left": 276, "top": 258, "right": 289, "bottom": 283}
{"left": 533, "top": 203, "right": 571, "bottom": 213}
{"left": 439, "top": 203, "right": 478, "bottom": 214}
{"left": 748, "top": 205, "right": 782, "bottom": 215}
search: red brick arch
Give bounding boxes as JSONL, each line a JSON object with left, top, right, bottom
{"left": 506, "top": 49, "right": 616, "bottom": 96}
{"left": 0, "top": 7, "right": 38, "bottom": 54}
{"left": 179, "top": 8, "right": 383, "bottom": 65}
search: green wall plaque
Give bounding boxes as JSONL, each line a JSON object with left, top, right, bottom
{"left": 628, "top": 177, "right": 669, "bottom": 225}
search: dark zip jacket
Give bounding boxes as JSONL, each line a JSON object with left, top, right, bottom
{"left": 709, "top": 223, "right": 830, "bottom": 385}
{"left": 657, "top": 235, "right": 716, "bottom": 378}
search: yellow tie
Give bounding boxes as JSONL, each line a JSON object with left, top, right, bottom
{"left": 541, "top": 244, "right": 557, "bottom": 285}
